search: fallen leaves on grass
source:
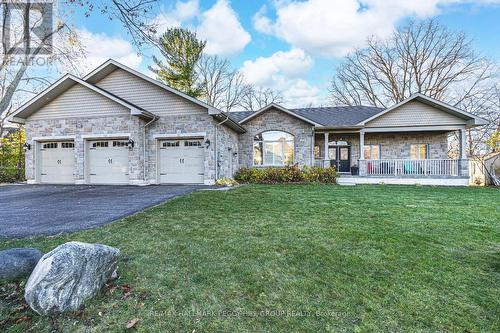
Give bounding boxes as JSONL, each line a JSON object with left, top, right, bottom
{"left": 126, "top": 318, "right": 139, "bottom": 329}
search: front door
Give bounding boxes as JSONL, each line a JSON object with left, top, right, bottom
{"left": 329, "top": 146, "right": 351, "bottom": 173}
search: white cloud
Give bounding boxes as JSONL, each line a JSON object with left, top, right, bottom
{"left": 241, "top": 48, "right": 313, "bottom": 86}
{"left": 240, "top": 49, "right": 322, "bottom": 106}
{"left": 254, "top": 0, "right": 500, "bottom": 58}
{"left": 77, "top": 29, "right": 142, "bottom": 73}
{"left": 154, "top": 0, "right": 199, "bottom": 28}
{"left": 154, "top": 0, "right": 251, "bottom": 56}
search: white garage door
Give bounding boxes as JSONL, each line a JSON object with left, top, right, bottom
{"left": 87, "top": 140, "right": 129, "bottom": 184}
{"left": 159, "top": 139, "right": 204, "bottom": 184}
{"left": 39, "top": 141, "right": 75, "bottom": 183}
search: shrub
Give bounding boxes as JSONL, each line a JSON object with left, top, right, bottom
{"left": 234, "top": 165, "right": 337, "bottom": 184}
{"left": 0, "top": 129, "right": 25, "bottom": 183}
{"left": 215, "top": 177, "right": 239, "bottom": 186}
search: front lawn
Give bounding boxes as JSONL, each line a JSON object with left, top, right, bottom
{"left": 1, "top": 185, "right": 499, "bottom": 332}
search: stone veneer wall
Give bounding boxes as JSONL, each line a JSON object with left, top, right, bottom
{"left": 238, "top": 109, "right": 314, "bottom": 168}
{"left": 145, "top": 113, "right": 239, "bottom": 184}
{"left": 25, "top": 115, "right": 144, "bottom": 183}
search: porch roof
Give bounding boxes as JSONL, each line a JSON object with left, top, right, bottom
{"left": 229, "top": 105, "right": 383, "bottom": 127}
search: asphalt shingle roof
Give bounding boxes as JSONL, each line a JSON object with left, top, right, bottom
{"left": 228, "top": 106, "right": 384, "bottom": 127}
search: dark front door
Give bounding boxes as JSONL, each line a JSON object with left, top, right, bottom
{"left": 329, "top": 146, "right": 351, "bottom": 173}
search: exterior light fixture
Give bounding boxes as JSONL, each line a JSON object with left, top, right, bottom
{"left": 126, "top": 139, "right": 135, "bottom": 149}
{"left": 204, "top": 139, "right": 211, "bottom": 148}
{"left": 23, "top": 142, "right": 31, "bottom": 151}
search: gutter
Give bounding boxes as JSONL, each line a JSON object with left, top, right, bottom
{"left": 214, "top": 114, "right": 230, "bottom": 181}
{"left": 142, "top": 115, "right": 159, "bottom": 183}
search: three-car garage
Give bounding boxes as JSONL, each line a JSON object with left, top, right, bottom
{"left": 34, "top": 137, "right": 206, "bottom": 185}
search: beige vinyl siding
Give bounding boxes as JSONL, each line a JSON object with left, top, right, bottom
{"left": 95, "top": 69, "right": 206, "bottom": 116}
{"left": 366, "top": 101, "right": 467, "bottom": 127}
{"left": 28, "top": 84, "right": 129, "bottom": 120}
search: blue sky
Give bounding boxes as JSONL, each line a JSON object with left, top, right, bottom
{"left": 62, "top": 0, "right": 500, "bottom": 107}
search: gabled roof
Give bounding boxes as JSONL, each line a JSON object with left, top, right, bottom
{"left": 10, "top": 74, "right": 155, "bottom": 123}
{"left": 238, "top": 103, "right": 322, "bottom": 126}
{"left": 358, "top": 93, "right": 489, "bottom": 126}
{"left": 84, "top": 59, "right": 222, "bottom": 116}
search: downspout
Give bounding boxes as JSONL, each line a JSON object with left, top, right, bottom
{"left": 214, "top": 114, "right": 230, "bottom": 181}
{"left": 143, "top": 116, "right": 159, "bottom": 183}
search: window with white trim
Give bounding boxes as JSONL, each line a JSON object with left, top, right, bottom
{"left": 162, "top": 141, "right": 180, "bottom": 147}
{"left": 363, "top": 145, "right": 380, "bottom": 160}
{"left": 410, "top": 144, "right": 429, "bottom": 160}
{"left": 92, "top": 141, "right": 108, "bottom": 148}
{"left": 112, "top": 141, "right": 128, "bottom": 147}
{"left": 61, "top": 142, "right": 74, "bottom": 148}
{"left": 185, "top": 140, "right": 202, "bottom": 147}
{"left": 43, "top": 143, "right": 57, "bottom": 149}
{"left": 253, "top": 131, "right": 294, "bottom": 166}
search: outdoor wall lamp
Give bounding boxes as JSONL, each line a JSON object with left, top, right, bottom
{"left": 23, "top": 142, "right": 31, "bottom": 151}
{"left": 126, "top": 139, "right": 135, "bottom": 149}
{"left": 204, "top": 139, "right": 211, "bottom": 148}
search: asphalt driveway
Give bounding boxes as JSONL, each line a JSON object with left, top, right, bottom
{"left": 0, "top": 184, "right": 209, "bottom": 239}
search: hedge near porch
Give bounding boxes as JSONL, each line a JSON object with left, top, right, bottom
{"left": 234, "top": 165, "right": 337, "bottom": 184}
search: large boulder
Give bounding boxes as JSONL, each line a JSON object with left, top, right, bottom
{"left": 0, "top": 248, "right": 43, "bottom": 280}
{"left": 24, "top": 242, "right": 119, "bottom": 315}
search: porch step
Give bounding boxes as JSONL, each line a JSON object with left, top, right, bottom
{"left": 337, "top": 177, "right": 356, "bottom": 186}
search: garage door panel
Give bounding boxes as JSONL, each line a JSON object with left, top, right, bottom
{"left": 88, "top": 140, "right": 129, "bottom": 184}
{"left": 39, "top": 142, "right": 75, "bottom": 184}
{"left": 159, "top": 140, "right": 204, "bottom": 184}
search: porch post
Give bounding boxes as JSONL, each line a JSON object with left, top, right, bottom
{"left": 323, "top": 132, "right": 330, "bottom": 167}
{"left": 311, "top": 129, "right": 315, "bottom": 166}
{"left": 459, "top": 128, "right": 469, "bottom": 177}
{"left": 359, "top": 131, "right": 366, "bottom": 176}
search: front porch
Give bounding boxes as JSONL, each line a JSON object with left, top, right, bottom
{"left": 312, "top": 128, "right": 469, "bottom": 185}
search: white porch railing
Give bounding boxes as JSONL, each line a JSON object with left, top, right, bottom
{"left": 360, "top": 159, "right": 459, "bottom": 176}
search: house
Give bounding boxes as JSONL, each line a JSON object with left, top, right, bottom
{"left": 10, "top": 59, "right": 488, "bottom": 186}
{"left": 469, "top": 152, "right": 500, "bottom": 186}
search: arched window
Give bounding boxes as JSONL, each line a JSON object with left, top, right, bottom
{"left": 253, "top": 131, "right": 294, "bottom": 166}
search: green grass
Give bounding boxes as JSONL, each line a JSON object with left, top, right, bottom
{"left": 1, "top": 185, "right": 499, "bottom": 332}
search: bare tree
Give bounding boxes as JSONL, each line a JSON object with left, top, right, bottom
{"left": 330, "top": 19, "right": 499, "bottom": 155}
{"left": 197, "top": 55, "right": 251, "bottom": 111}
{"left": 239, "top": 87, "right": 284, "bottom": 111}
{"left": 0, "top": 2, "right": 83, "bottom": 137}
{"left": 66, "top": 0, "right": 159, "bottom": 49}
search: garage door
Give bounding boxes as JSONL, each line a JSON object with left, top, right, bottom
{"left": 159, "top": 139, "right": 204, "bottom": 184}
{"left": 39, "top": 141, "right": 75, "bottom": 183}
{"left": 87, "top": 140, "right": 129, "bottom": 184}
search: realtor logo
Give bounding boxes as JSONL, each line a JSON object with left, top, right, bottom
{"left": 1, "top": 0, "right": 53, "bottom": 55}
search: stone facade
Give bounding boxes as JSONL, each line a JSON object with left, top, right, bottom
{"left": 238, "top": 108, "right": 314, "bottom": 168}
{"left": 145, "top": 113, "right": 238, "bottom": 184}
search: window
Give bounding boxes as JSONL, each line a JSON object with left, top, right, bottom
{"left": 92, "top": 141, "right": 108, "bottom": 148}
{"left": 112, "top": 141, "right": 128, "bottom": 147}
{"left": 162, "top": 141, "right": 180, "bottom": 147}
{"left": 410, "top": 144, "right": 428, "bottom": 160}
{"left": 43, "top": 142, "right": 57, "bottom": 149}
{"left": 363, "top": 145, "right": 380, "bottom": 160}
{"left": 61, "top": 142, "right": 74, "bottom": 148}
{"left": 253, "top": 131, "right": 294, "bottom": 166}
{"left": 185, "top": 140, "right": 202, "bottom": 147}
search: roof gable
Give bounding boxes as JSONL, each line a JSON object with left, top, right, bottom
{"left": 239, "top": 103, "right": 321, "bottom": 126}
{"left": 10, "top": 75, "right": 154, "bottom": 123}
{"left": 84, "top": 59, "right": 221, "bottom": 115}
{"left": 360, "top": 93, "right": 488, "bottom": 127}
